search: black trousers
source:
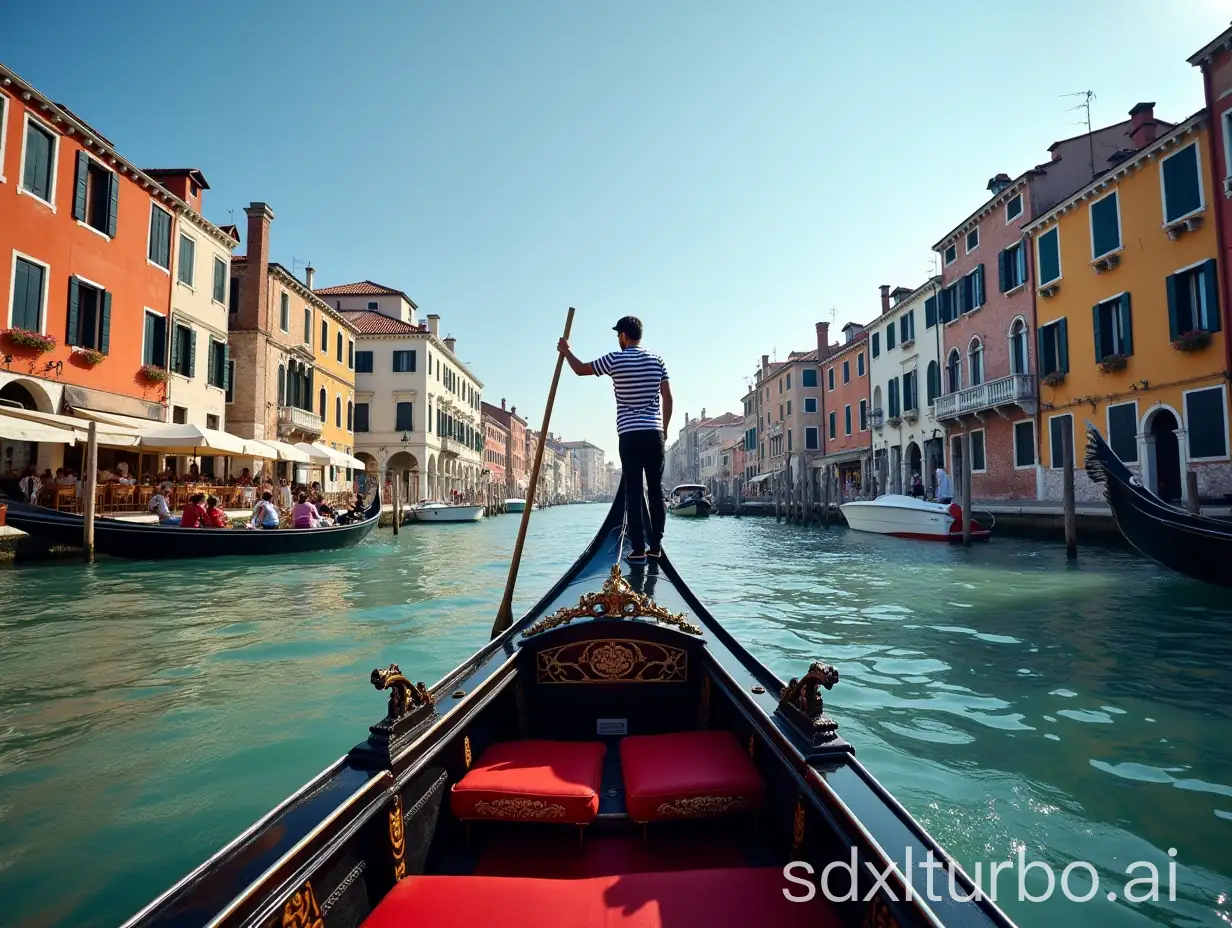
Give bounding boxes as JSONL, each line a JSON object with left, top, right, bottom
{"left": 619, "top": 429, "right": 666, "bottom": 553}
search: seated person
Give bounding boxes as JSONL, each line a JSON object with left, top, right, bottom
{"left": 335, "top": 494, "right": 365, "bottom": 525}
{"left": 203, "top": 495, "right": 230, "bottom": 529}
{"left": 237, "top": 468, "right": 254, "bottom": 487}
{"left": 149, "top": 482, "right": 180, "bottom": 525}
{"left": 292, "top": 492, "right": 321, "bottom": 528}
{"left": 180, "top": 493, "right": 208, "bottom": 528}
{"left": 54, "top": 468, "right": 75, "bottom": 487}
{"left": 187, "top": 463, "right": 201, "bottom": 481}
{"left": 250, "top": 490, "right": 281, "bottom": 530}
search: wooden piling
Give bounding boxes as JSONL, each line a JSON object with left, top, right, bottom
{"left": 961, "top": 428, "right": 973, "bottom": 546}
{"left": 82, "top": 421, "right": 98, "bottom": 562}
{"left": 1186, "top": 471, "right": 1200, "bottom": 514}
{"left": 1061, "top": 426, "right": 1077, "bottom": 557}
{"left": 774, "top": 469, "right": 782, "bottom": 523}
{"left": 822, "top": 465, "right": 831, "bottom": 526}
{"left": 392, "top": 473, "right": 400, "bottom": 535}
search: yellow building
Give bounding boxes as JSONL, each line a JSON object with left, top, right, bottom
{"left": 1026, "top": 109, "right": 1228, "bottom": 505}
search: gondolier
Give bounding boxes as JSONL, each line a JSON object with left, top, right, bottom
{"left": 559, "top": 315, "right": 673, "bottom": 562}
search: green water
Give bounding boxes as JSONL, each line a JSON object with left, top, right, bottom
{"left": 0, "top": 509, "right": 1229, "bottom": 927}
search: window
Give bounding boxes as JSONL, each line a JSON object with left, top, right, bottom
{"left": 277, "top": 364, "right": 286, "bottom": 405}
{"left": 1167, "top": 260, "right": 1221, "bottom": 337}
{"left": 335, "top": 395, "right": 342, "bottom": 428}
{"left": 872, "top": 331, "right": 880, "bottom": 357}
{"left": 355, "top": 403, "right": 371, "bottom": 432}
{"left": 966, "top": 228, "right": 979, "bottom": 253}
{"left": 1161, "top": 142, "right": 1203, "bottom": 224}
{"left": 1037, "top": 319, "right": 1069, "bottom": 377}
{"left": 924, "top": 295, "right": 938, "bottom": 329}
{"left": 802, "top": 368, "right": 817, "bottom": 387}
{"left": 355, "top": 350, "right": 374, "bottom": 373}
{"left": 1093, "top": 294, "right": 1133, "bottom": 360}
{"left": 207, "top": 339, "right": 228, "bottom": 389}
{"left": 177, "top": 234, "right": 195, "bottom": 286}
{"left": 392, "top": 350, "right": 416, "bottom": 372}
{"left": 944, "top": 244, "right": 957, "bottom": 265}
{"left": 367, "top": 301, "right": 378, "bottom": 310}
{"left": 170, "top": 322, "right": 195, "bottom": 377}
{"left": 1014, "top": 420, "right": 1036, "bottom": 468}
{"left": 859, "top": 399, "right": 867, "bottom": 430}
{"left": 210, "top": 257, "right": 226, "bottom": 304}
{"left": 143, "top": 310, "right": 166, "bottom": 367}
{"left": 887, "top": 377, "right": 900, "bottom": 417}
{"left": 336, "top": 331, "right": 343, "bottom": 363}
{"left": 318, "top": 387, "right": 327, "bottom": 419}
{"left": 787, "top": 429, "right": 792, "bottom": 451}
{"left": 21, "top": 118, "right": 55, "bottom": 203}
{"left": 786, "top": 400, "right": 792, "bottom": 416}
{"left": 72, "top": 153, "right": 118, "bottom": 236}
{"left": 886, "top": 322, "right": 896, "bottom": 351}
{"left": 172, "top": 406, "right": 188, "bottom": 425}
{"left": 1049, "top": 414, "right": 1074, "bottom": 469}
{"left": 968, "top": 338, "right": 983, "bottom": 386}
{"left": 1009, "top": 318, "right": 1029, "bottom": 375}
{"left": 946, "top": 349, "right": 961, "bottom": 392}
{"left": 348, "top": 339, "right": 354, "bottom": 369}
{"left": 778, "top": 404, "right": 783, "bottom": 420}
{"left": 1187, "top": 387, "right": 1228, "bottom": 460}
{"left": 1037, "top": 227, "right": 1061, "bottom": 286}
{"left": 999, "top": 242, "right": 1027, "bottom": 293}
{"left": 9, "top": 256, "right": 46, "bottom": 332}
{"left": 827, "top": 367, "right": 835, "bottom": 391}
{"left": 1107, "top": 402, "right": 1138, "bottom": 463}
{"left": 926, "top": 360, "right": 940, "bottom": 405}
{"left": 229, "top": 278, "right": 239, "bottom": 314}
{"left": 903, "top": 370, "right": 917, "bottom": 411}
{"left": 842, "top": 360, "right": 850, "bottom": 383}
{"left": 278, "top": 292, "right": 289, "bottom": 332}
{"left": 844, "top": 405, "right": 852, "bottom": 435}
{"left": 939, "top": 284, "right": 959, "bottom": 322}
{"left": 225, "top": 360, "right": 235, "bottom": 403}
{"left": 902, "top": 311, "right": 915, "bottom": 344}
{"left": 1090, "top": 191, "right": 1121, "bottom": 259}
{"left": 828, "top": 411, "right": 836, "bottom": 439}
{"left": 970, "top": 430, "right": 987, "bottom": 472}
{"left": 321, "top": 319, "right": 328, "bottom": 351}
{"left": 66, "top": 278, "right": 111, "bottom": 352}
{"left": 148, "top": 205, "right": 172, "bottom": 269}
{"left": 1006, "top": 193, "right": 1023, "bottom": 223}
{"left": 857, "top": 352, "right": 865, "bottom": 377}
{"left": 960, "top": 265, "right": 985, "bottom": 313}
{"left": 803, "top": 396, "right": 818, "bottom": 413}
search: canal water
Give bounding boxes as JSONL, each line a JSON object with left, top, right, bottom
{"left": 0, "top": 508, "right": 1229, "bottom": 927}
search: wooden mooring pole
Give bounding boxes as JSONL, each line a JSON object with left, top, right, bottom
{"left": 822, "top": 465, "right": 830, "bottom": 526}
{"left": 1061, "top": 426, "right": 1076, "bottom": 558}
{"left": 82, "top": 421, "right": 98, "bottom": 562}
{"left": 961, "top": 428, "right": 972, "bottom": 546}
{"left": 1186, "top": 471, "right": 1200, "bottom": 515}
{"left": 392, "top": 473, "right": 400, "bottom": 535}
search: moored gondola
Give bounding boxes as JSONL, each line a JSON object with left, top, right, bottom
{"left": 1086, "top": 424, "right": 1232, "bottom": 587}
{"left": 121, "top": 491, "right": 1016, "bottom": 928}
{"left": 1, "top": 491, "right": 381, "bottom": 559}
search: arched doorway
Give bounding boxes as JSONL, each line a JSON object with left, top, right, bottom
{"left": 0, "top": 379, "right": 55, "bottom": 475}
{"left": 355, "top": 452, "right": 378, "bottom": 497}
{"left": 426, "top": 454, "right": 438, "bottom": 500}
{"left": 385, "top": 451, "right": 420, "bottom": 501}
{"left": 1148, "top": 408, "right": 1182, "bottom": 502}
{"left": 906, "top": 441, "right": 922, "bottom": 494}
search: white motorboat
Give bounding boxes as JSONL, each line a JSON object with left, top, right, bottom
{"left": 839, "top": 494, "right": 990, "bottom": 541}
{"left": 504, "top": 498, "right": 527, "bottom": 513}
{"left": 668, "top": 484, "right": 713, "bottom": 518}
{"left": 409, "top": 501, "right": 485, "bottom": 523}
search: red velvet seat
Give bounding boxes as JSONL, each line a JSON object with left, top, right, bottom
{"left": 450, "top": 740, "right": 606, "bottom": 825}
{"left": 620, "top": 731, "right": 765, "bottom": 823}
{"left": 363, "top": 867, "right": 837, "bottom": 928}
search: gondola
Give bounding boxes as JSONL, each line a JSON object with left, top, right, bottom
{"left": 1086, "top": 424, "right": 1232, "bottom": 587}
{"left": 0, "top": 491, "right": 381, "bottom": 559}
{"left": 121, "top": 491, "right": 1016, "bottom": 928}
{"left": 668, "top": 483, "right": 713, "bottom": 517}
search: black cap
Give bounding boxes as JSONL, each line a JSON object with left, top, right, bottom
{"left": 612, "top": 316, "right": 643, "bottom": 339}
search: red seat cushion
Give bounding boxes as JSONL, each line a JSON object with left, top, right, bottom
{"left": 450, "top": 740, "right": 606, "bottom": 826}
{"left": 620, "top": 731, "right": 765, "bottom": 823}
{"left": 363, "top": 867, "right": 837, "bottom": 928}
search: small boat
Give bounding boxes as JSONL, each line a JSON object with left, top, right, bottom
{"left": 504, "top": 498, "right": 527, "bottom": 513}
{"left": 668, "top": 483, "right": 712, "bottom": 517}
{"left": 1086, "top": 424, "right": 1232, "bottom": 587}
{"left": 123, "top": 493, "right": 1015, "bottom": 928}
{"left": 840, "top": 494, "right": 990, "bottom": 541}
{"left": 0, "top": 492, "right": 380, "bottom": 559}
{"left": 410, "top": 501, "right": 485, "bottom": 523}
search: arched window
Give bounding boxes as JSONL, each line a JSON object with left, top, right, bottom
{"left": 872, "top": 385, "right": 883, "bottom": 413}
{"left": 336, "top": 331, "right": 343, "bottom": 362}
{"left": 927, "top": 360, "right": 941, "bottom": 405}
{"left": 946, "top": 349, "right": 962, "bottom": 393}
{"left": 968, "top": 338, "right": 984, "bottom": 386}
{"left": 1009, "top": 317, "right": 1029, "bottom": 375}
{"left": 277, "top": 364, "right": 286, "bottom": 406}
{"left": 335, "top": 395, "right": 342, "bottom": 427}
{"left": 347, "top": 400, "right": 353, "bottom": 431}
{"left": 319, "top": 387, "right": 327, "bottom": 420}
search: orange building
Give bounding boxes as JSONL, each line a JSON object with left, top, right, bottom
{"left": 818, "top": 321, "right": 872, "bottom": 492}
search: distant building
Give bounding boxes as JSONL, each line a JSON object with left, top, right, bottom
{"left": 816, "top": 320, "right": 871, "bottom": 494}
{"left": 560, "top": 440, "right": 605, "bottom": 498}
{"left": 481, "top": 399, "right": 528, "bottom": 495}
{"left": 482, "top": 411, "right": 509, "bottom": 490}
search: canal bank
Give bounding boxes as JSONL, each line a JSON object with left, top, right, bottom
{"left": 0, "top": 508, "right": 1228, "bottom": 927}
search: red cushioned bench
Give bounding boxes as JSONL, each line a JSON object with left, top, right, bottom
{"left": 363, "top": 867, "right": 837, "bottom": 928}
{"left": 450, "top": 740, "right": 607, "bottom": 825}
{"left": 621, "top": 731, "right": 765, "bottom": 823}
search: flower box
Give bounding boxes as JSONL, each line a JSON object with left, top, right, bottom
{"left": 887, "top": 415, "right": 903, "bottom": 428}
{"left": 139, "top": 364, "right": 171, "bottom": 384}
{"left": 72, "top": 347, "right": 106, "bottom": 367}
{"left": 1171, "top": 329, "right": 1211, "bottom": 352}
{"left": 1041, "top": 370, "right": 1066, "bottom": 387}
{"left": 1098, "top": 354, "right": 1128, "bottom": 374}
{"left": 0, "top": 328, "right": 57, "bottom": 355}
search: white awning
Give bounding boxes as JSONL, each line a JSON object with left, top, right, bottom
{"left": 251, "top": 439, "right": 312, "bottom": 463}
{"left": 295, "top": 442, "right": 364, "bottom": 469}
{"left": 745, "top": 471, "right": 780, "bottom": 487}
{"left": 0, "top": 411, "right": 79, "bottom": 445}
{"left": 73, "top": 409, "right": 271, "bottom": 457}
{"left": 0, "top": 407, "right": 141, "bottom": 447}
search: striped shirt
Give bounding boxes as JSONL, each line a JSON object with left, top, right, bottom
{"left": 592, "top": 346, "right": 669, "bottom": 434}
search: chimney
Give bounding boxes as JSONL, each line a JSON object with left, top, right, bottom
{"left": 501, "top": 398, "right": 506, "bottom": 410}
{"left": 427, "top": 314, "right": 440, "bottom": 337}
{"left": 510, "top": 405, "right": 516, "bottom": 415}
{"left": 240, "top": 202, "right": 274, "bottom": 331}
{"left": 444, "top": 336, "right": 457, "bottom": 354}
{"left": 701, "top": 408, "right": 706, "bottom": 420}
{"left": 986, "top": 173, "right": 1012, "bottom": 195}
{"left": 1129, "top": 102, "right": 1158, "bottom": 149}
{"left": 814, "top": 322, "right": 829, "bottom": 359}
{"left": 304, "top": 266, "right": 315, "bottom": 290}
{"left": 879, "top": 285, "right": 891, "bottom": 315}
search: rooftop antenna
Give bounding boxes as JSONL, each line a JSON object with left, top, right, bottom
{"left": 291, "top": 255, "right": 310, "bottom": 277}
{"left": 1062, "top": 89, "right": 1097, "bottom": 180}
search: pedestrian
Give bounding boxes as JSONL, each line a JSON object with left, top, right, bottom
{"left": 935, "top": 465, "right": 953, "bottom": 504}
{"left": 558, "top": 315, "right": 672, "bottom": 563}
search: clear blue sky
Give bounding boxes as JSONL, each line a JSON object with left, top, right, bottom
{"left": 5, "top": 1, "right": 1228, "bottom": 458}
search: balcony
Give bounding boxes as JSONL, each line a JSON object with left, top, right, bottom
{"left": 870, "top": 408, "right": 884, "bottom": 430}
{"left": 934, "top": 373, "right": 1036, "bottom": 421}
{"left": 278, "top": 405, "right": 323, "bottom": 436}
{"left": 439, "top": 436, "right": 460, "bottom": 457}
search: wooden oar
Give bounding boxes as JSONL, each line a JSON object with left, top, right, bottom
{"left": 490, "top": 306, "right": 576, "bottom": 637}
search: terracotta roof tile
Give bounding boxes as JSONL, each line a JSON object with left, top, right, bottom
{"left": 340, "top": 310, "right": 426, "bottom": 335}
{"left": 314, "top": 280, "right": 404, "bottom": 297}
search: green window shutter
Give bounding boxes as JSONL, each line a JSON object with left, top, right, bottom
{"left": 924, "top": 296, "right": 937, "bottom": 328}
{"left": 1202, "top": 259, "right": 1221, "bottom": 333}
{"left": 106, "top": 171, "right": 119, "bottom": 237}
{"left": 1162, "top": 144, "right": 1201, "bottom": 223}
{"left": 1091, "top": 303, "right": 1103, "bottom": 362}
{"left": 1165, "top": 273, "right": 1180, "bottom": 340}
{"left": 188, "top": 329, "right": 197, "bottom": 378}
{"left": 1037, "top": 326, "right": 1049, "bottom": 374}
{"left": 72, "top": 151, "right": 88, "bottom": 221}
{"left": 170, "top": 324, "right": 181, "bottom": 372}
{"left": 1058, "top": 318, "right": 1069, "bottom": 373}
{"left": 12, "top": 260, "right": 30, "bottom": 330}
{"left": 1119, "top": 294, "right": 1133, "bottom": 356}
{"left": 998, "top": 250, "right": 1008, "bottom": 293}
{"left": 223, "top": 346, "right": 231, "bottom": 391}
{"left": 99, "top": 291, "right": 111, "bottom": 354}
{"left": 976, "top": 264, "right": 985, "bottom": 306}
{"left": 66, "top": 277, "right": 81, "bottom": 346}
{"left": 1091, "top": 194, "right": 1120, "bottom": 258}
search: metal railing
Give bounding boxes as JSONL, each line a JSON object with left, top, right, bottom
{"left": 278, "top": 405, "right": 323, "bottom": 434}
{"left": 934, "top": 373, "right": 1035, "bottom": 420}
{"left": 870, "top": 408, "right": 884, "bottom": 429}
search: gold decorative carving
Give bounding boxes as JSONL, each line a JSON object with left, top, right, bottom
{"left": 779, "top": 661, "right": 840, "bottom": 744}
{"left": 281, "top": 881, "right": 324, "bottom": 928}
{"left": 473, "top": 798, "right": 567, "bottom": 819}
{"left": 371, "top": 664, "right": 434, "bottom": 720}
{"left": 697, "top": 674, "right": 711, "bottom": 730}
{"left": 463, "top": 735, "right": 472, "bottom": 770}
{"left": 537, "top": 639, "right": 687, "bottom": 684}
{"left": 792, "top": 797, "right": 805, "bottom": 853}
{"left": 522, "top": 564, "right": 701, "bottom": 637}
{"left": 389, "top": 794, "right": 406, "bottom": 880}
{"left": 656, "top": 795, "right": 747, "bottom": 818}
